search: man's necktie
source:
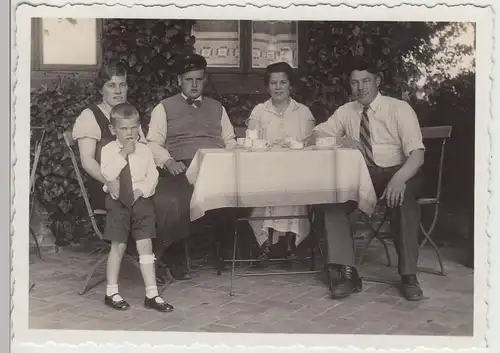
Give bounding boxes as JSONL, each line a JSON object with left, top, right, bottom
{"left": 186, "top": 97, "right": 202, "bottom": 108}
{"left": 119, "top": 156, "right": 135, "bottom": 208}
{"left": 359, "top": 106, "right": 376, "bottom": 167}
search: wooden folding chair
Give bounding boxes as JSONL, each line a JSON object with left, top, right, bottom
{"left": 29, "top": 127, "right": 46, "bottom": 261}
{"left": 358, "top": 126, "right": 452, "bottom": 282}
{"left": 225, "top": 207, "right": 331, "bottom": 296}
{"left": 62, "top": 132, "right": 174, "bottom": 295}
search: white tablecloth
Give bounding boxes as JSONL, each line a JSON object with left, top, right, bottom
{"left": 186, "top": 147, "right": 377, "bottom": 221}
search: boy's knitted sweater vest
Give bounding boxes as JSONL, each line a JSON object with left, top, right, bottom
{"left": 160, "top": 94, "right": 225, "bottom": 161}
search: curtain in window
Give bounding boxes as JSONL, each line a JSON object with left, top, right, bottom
{"left": 192, "top": 20, "right": 240, "bottom": 68}
{"left": 251, "top": 21, "right": 298, "bottom": 68}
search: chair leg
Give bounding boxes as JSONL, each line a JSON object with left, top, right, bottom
{"left": 215, "top": 242, "right": 223, "bottom": 276}
{"left": 230, "top": 226, "right": 238, "bottom": 297}
{"left": 420, "top": 203, "right": 439, "bottom": 249}
{"left": 79, "top": 252, "right": 109, "bottom": 295}
{"left": 155, "top": 257, "right": 175, "bottom": 292}
{"left": 377, "top": 237, "right": 392, "bottom": 268}
{"left": 358, "top": 209, "right": 390, "bottom": 266}
{"left": 184, "top": 241, "right": 192, "bottom": 275}
{"left": 212, "top": 227, "right": 223, "bottom": 276}
{"left": 316, "top": 240, "right": 333, "bottom": 295}
{"left": 309, "top": 240, "right": 316, "bottom": 271}
{"left": 420, "top": 224, "right": 446, "bottom": 276}
{"left": 30, "top": 226, "right": 43, "bottom": 261}
{"left": 419, "top": 203, "right": 445, "bottom": 276}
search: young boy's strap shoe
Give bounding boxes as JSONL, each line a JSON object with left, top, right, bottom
{"left": 104, "top": 293, "right": 131, "bottom": 310}
{"left": 144, "top": 296, "right": 174, "bottom": 312}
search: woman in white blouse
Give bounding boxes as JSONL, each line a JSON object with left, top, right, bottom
{"left": 71, "top": 63, "right": 168, "bottom": 286}
{"left": 246, "top": 62, "right": 316, "bottom": 260}
{"left": 72, "top": 62, "right": 147, "bottom": 211}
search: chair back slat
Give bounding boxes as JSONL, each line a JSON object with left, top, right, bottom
{"left": 421, "top": 126, "right": 452, "bottom": 140}
{"left": 63, "top": 131, "right": 75, "bottom": 147}
{"left": 63, "top": 131, "right": 104, "bottom": 239}
{"left": 420, "top": 125, "right": 452, "bottom": 202}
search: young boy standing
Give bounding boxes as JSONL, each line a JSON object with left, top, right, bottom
{"left": 100, "top": 102, "right": 173, "bottom": 312}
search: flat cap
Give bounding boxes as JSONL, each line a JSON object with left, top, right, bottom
{"left": 177, "top": 53, "right": 207, "bottom": 75}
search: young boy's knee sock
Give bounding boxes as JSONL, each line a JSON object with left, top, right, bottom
{"left": 106, "top": 284, "right": 123, "bottom": 301}
{"left": 139, "top": 254, "right": 164, "bottom": 303}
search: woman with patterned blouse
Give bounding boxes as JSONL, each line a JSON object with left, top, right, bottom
{"left": 246, "top": 62, "right": 316, "bottom": 260}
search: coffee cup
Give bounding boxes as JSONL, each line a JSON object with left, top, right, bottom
{"left": 246, "top": 129, "right": 259, "bottom": 140}
{"left": 253, "top": 139, "right": 269, "bottom": 150}
{"left": 244, "top": 138, "right": 253, "bottom": 149}
{"left": 236, "top": 138, "right": 246, "bottom": 146}
{"left": 289, "top": 140, "right": 304, "bottom": 149}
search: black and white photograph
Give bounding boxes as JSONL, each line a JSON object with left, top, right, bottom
{"left": 12, "top": 1, "right": 493, "bottom": 351}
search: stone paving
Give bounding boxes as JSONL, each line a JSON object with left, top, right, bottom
{"left": 28, "top": 235, "right": 474, "bottom": 336}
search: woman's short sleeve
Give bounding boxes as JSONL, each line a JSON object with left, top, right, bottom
{"left": 72, "top": 109, "right": 102, "bottom": 141}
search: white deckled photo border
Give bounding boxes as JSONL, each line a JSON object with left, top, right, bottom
{"left": 11, "top": 1, "right": 496, "bottom": 352}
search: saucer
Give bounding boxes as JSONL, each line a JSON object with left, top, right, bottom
{"left": 289, "top": 145, "right": 305, "bottom": 150}
{"left": 315, "top": 144, "right": 342, "bottom": 150}
{"left": 251, "top": 146, "right": 270, "bottom": 152}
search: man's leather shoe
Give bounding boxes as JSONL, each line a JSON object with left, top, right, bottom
{"left": 104, "top": 293, "right": 130, "bottom": 310}
{"left": 330, "top": 265, "right": 362, "bottom": 299}
{"left": 169, "top": 264, "right": 192, "bottom": 281}
{"left": 401, "top": 275, "right": 424, "bottom": 301}
{"left": 144, "top": 296, "right": 174, "bottom": 312}
{"left": 325, "top": 263, "right": 341, "bottom": 289}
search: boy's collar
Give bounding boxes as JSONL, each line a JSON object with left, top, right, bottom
{"left": 181, "top": 93, "right": 202, "bottom": 101}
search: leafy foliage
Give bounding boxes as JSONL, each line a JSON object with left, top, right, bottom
{"left": 420, "top": 70, "right": 475, "bottom": 205}
{"left": 101, "top": 19, "right": 196, "bottom": 128}
{"left": 297, "top": 21, "right": 468, "bottom": 123}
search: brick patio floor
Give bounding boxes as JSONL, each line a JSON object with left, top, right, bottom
{"left": 28, "top": 238, "right": 473, "bottom": 335}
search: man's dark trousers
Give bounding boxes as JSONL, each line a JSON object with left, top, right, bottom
{"left": 321, "top": 165, "right": 423, "bottom": 275}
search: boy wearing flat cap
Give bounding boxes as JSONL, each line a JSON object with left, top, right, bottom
{"left": 147, "top": 54, "right": 237, "bottom": 280}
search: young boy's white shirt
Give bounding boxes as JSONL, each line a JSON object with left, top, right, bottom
{"left": 100, "top": 140, "right": 159, "bottom": 198}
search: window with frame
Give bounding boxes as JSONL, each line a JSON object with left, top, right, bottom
{"left": 31, "top": 18, "right": 102, "bottom": 72}
{"left": 192, "top": 20, "right": 299, "bottom": 73}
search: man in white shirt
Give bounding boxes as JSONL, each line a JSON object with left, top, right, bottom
{"left": 313, "top": 57, "right": 425, "bottom": 301}
{"left": 147, "top": 54, "right": 238, "bottom": 280}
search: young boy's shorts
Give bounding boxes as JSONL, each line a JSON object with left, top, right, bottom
{"left": 103, "top": 195, "right": 156, "bottom": 243}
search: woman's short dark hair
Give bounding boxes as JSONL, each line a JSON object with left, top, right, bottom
{"left": 264, "top": 61, "right": 295, "bottom": 86}
{"left": 95, "top": 61, "right": 128, "bottom": 90}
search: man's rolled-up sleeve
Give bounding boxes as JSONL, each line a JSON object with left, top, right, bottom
{"left": 396, "top": 102, "right": 425, "bottom": 157}
{"left": 313, "top": 109, "right": 345, "bottom": 137}
{"left": 147, "top": 103, "right": 173, "bottom": 167}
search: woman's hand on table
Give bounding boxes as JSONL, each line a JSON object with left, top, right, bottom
{"left": 164, "top": 159, "right": 187, "bottom": 176}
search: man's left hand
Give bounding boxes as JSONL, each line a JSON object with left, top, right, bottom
{"left": 381, "top": 176, "right": 406, "bottom": 208}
